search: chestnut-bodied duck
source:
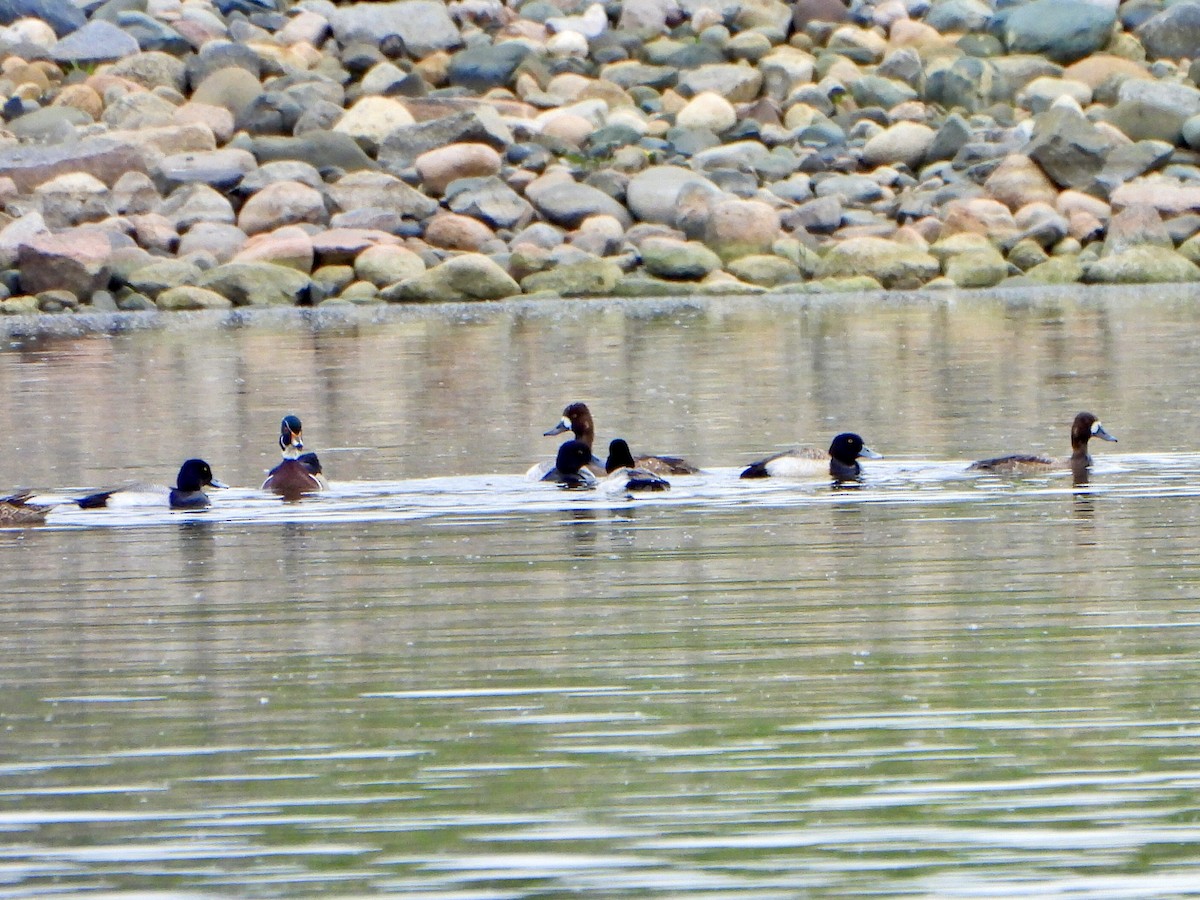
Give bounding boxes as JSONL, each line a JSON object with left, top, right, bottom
{"left": 969, "top": 411, "right": 1117, "bottom": 474}
{"left": 740, "top": 433, "right": 882, "bottom": 482}
{"left": 76, "top": 458, "right": 227, "bottom": 510}
{"left": 263, "top": 415, "right": 328, "bottom": 498}
{"left": 544, "top": 402, "right": 699, "bottom": 475}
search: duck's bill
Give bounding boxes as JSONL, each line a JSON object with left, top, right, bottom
{"left": 543, "top": 418, "right": 571, "bottom": 437}
{"left": 209, "top": 479, "right": 230, "bottom": 489}
{"left": 1095, "top": 425, "right": 1118, "bottom": 442}
{"left": 860, "top": 446, "right": 884, "bottom": 459}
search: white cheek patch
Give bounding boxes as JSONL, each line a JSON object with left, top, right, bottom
{"left": 1092, "top": 422, "right": 1102, "bottom": 434}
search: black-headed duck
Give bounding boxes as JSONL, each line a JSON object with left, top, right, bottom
{"left": 604, "top": 439, "right": 670, "bottom": 492}
{"left": 969, "top": 411, "right": 1117, "bottom": 474}
{"left": 741, "top": 433, "right": 882, "bottom": 482}
{"left": 263, "top": 415, "right": 328, "bottom": 498}
{"left": 541, "top": 439, "right": 598, "bottom": 489}
{"left": 544, "top": 402, "right": 699, "bottom": 475}
{"left": 0, "top": 490, "right": 51, "bottom": 525}
{"left": 76, "top": 459, "right": 227, "bottom": 510}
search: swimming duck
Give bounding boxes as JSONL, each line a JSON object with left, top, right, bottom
{"left": 604, "top": 439, "right": 670, "bottom": 492}
{"left": 968, "top": 411, "right": 1117, "bottom": 474}
{"left": 740, "top": 433, "right": 882, "bottom": 482}
{"left": 262, "top": 415, "right": 328, "bottom": 498}
{"left": 541, "top": 439, "right": 598, "bottom": 489}
{"left": 544, "top": 402, "right": 700, "bottom": 475}
{"left": 0, "top": 490, "right": 51, "bottom": 525}
{"left": 76, "top": 459, "right": 227, "bottom": 510}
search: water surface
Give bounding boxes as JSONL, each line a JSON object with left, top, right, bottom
{"left": 3, "top": 288, "right": 1200, "bottom": 897}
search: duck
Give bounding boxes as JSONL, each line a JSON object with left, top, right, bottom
{"left": 968, "top": 411, "right": 1117, "bottom": 474}
{"left": 541, "top": 439, "right": 598, "bottom": 489}
{"left": 262, "top": 415, "right": 328, "bottom": 498}
{"left": 544, "top": 402, "right": 700, "bottom": 475}
{"left": 0, "top": 490, "right": 52, "bottom": 525}
{"left": 604, "top": 439, "right": 670, "bottom": 492}
{"left": 740, "top": 432, "right": 882, "bottom": 482}
{"left": 76, "top": 459, "right": 227, "bottom": 510}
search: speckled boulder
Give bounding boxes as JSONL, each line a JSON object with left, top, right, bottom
{"left": 816, "top": 236, "right": 941, "bottom": 289}
{"left": 156, "top": 286, "right": 233, "bottom": 310}
{"left": 354, "top": 245, "right": 426, "bottom": 287}
{"left": 195, "top": 262, "right": 315, "bottom": 306}
{"left": 639, "top": 237, "right": 722, "bottom": 280}
{"left": 18, "top": 228, "right": 111, "bottom": 297}
{"left": 1083, "top": 246, "right": 1200, "bottom": 283}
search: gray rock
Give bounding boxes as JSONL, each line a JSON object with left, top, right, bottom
{"left": 377, "top": 109, "right": 512, "bottom": 172}
{"left": 49, "top": 19, "right": 138, "bottom": 62}
{"left": 185, "top": 41, "right": 262, "bottom": 89}
{"left": 7, "top": 107, "right": 91, "bottom": 142}
{"left": 382, "top": 253, "right": 520, "bottom": 302}
{"left": 155, "top": 148, "right": 258, "bottom": 192}
{"left": 195, "top": 262, "right": 315, "bottom": 306}
{"left": 1091, "top": 141, "right": 1174, "bottom": 197}
{"left": 329, "top": 208, "right": 407, "bottom": 232}
{"left": 446, "top": 176, "right": 534, "bottom": 230}
{"left": 999, "top": 0, "right": 1115, "bottom": 64}
{"left": 191, "top": 67, "right": 264, "bottom": 119}
{"left": 237, "top": 160, "right": 324, "bottom": 194}
{"left": 34, "top": 173, "right": 108, "bottom": 229}
{"left": 116, "top": 11, "right": 188, "bottom": 53}
{"left": 925, "top": 56, "right": 1006, "bottom": 113}
{"left": 849, "top": 75, "right": 918, "bottom": 110}
{"left": 527, "top": 180, "right": 633, "bottom": 229}
{"left": 676, "top": 64, "right": 763, "bottom": 103}
{"left": 238, "top": 181, "right": 327, "bottom": 236}
{"left": 925, "top": 0, "right": 992, "bottom": 32}
{"left": 1184, "top": 113, "right": 1200, "bottom": 151}
{"left": 109, "top": 171, "right": 160, "bottom": 216}
{"left": 110, "top": 51, "right": 187, "bottom": 93}
{"left": 1025, "top": 105, "right": 1111, "bottom": 190}
{"left": 176, "top": 222, "right": 247, "bottom": 263}
{"left": 0, "top": 138, "right": 147, "bottom": 192}
{"left": 1137, "top": 2, "right": 1200, "bottom": 60}
{"left": 329, "top": 1, "right": 462, "bottom": 58}
{"left": 326, "top": 171, "right": 439, "bottom": 220}
{"left": 160, "top": 183, "right": 236, "bottom": 230}
{"left": 238, "top": 132, "right": 376, "bottom": 173}
{"left": 927, "top": 113, "right": 973, "bottom": 162}
{"left": 102, "top": 92, "right": 176, "bottom": 130}
{"left": 448, "top": 42, "right": 531, "bottom": 91}
{"left": 815, "top": 174, "right": 886, "bottom": 204}
{"left": 792, "top": 195, "right": 843, "bottom": 234}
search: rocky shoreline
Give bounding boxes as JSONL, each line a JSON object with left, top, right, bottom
{"left": 0, "top": 0, "right": 1196, "bottom": 312}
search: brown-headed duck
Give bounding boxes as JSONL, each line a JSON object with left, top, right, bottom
{"left": 969, "top": 412, "right": 1117, "bottom": 474}
{"left": 544, "top": 402, "right": 699, "bottom": 475}
{"left": 0, "top": 490, "right": 52, "bottom": 524}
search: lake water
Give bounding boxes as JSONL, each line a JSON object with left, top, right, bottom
{"left": 4, "top": 286, "right": 1200, "bottom": 897}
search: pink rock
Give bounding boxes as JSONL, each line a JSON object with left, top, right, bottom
{"left": 18, "top": 228, "right": 111, "bottom": 297}
{"left": 423, "top": 212, "right": 496, "bottom": 251}
{"left": 237, "top": 181, "right": 327, "bottom": 236}
{"left": 414, "top": 142, "right": 503, "bottom": 195}
{"left": 233, "top": 225, "right": 315, "bottom": 272}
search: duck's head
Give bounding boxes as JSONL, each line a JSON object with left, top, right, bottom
{"left": 829, "top": 433, "right": 882, "bottom": 465}
{"left": 279, "top": 415, "right": 304, "bottom": 458}
{"left": 606, "top": 438, "right": 636, "bottom": 473}
{"left": 544, "top": 402, "right": 593, "bottom": 440}
{"left": 177, "top": 459, "right": 227, "bottom": 492}
{"left": 555, "top": 439, "right": 594, "bottom": 476}
{"left": 1072, "top": 412, "right": 1117, "bottom": 449}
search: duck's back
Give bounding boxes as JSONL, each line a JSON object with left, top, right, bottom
{"left": 740, "top": 447, "right": 827, "bottom": 479}
{"left": 968, "top": 454, "right": 1056, "bottom": 473}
